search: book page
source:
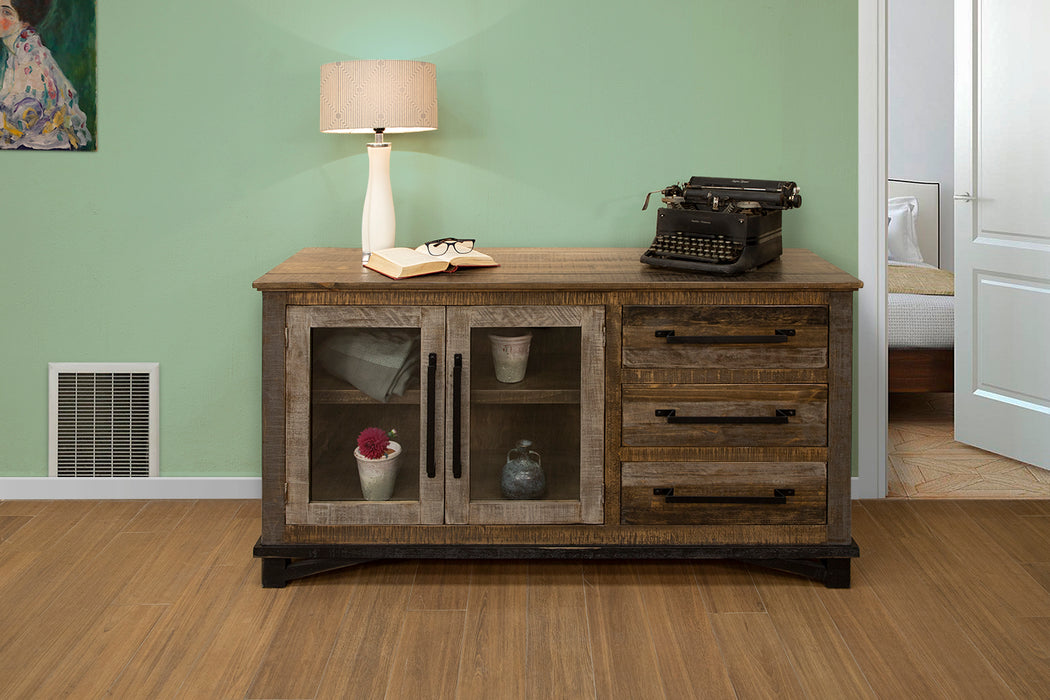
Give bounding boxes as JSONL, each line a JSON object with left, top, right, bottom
{"left": 413, "top": 244, "right": 496, "bottom": 267}
{"left": 374, "top": 247, "right": 431, "bottom": 267}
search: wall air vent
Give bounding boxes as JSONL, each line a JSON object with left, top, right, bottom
{"left": 48, "top": 363, "right": 159, "bottom": 478}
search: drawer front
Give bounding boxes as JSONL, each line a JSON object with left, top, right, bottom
{"left": 621, "top": 461, "right": 827, "bottom": 525}
{"left": 622, "top": 305, "right": 828, "bottom": 370}
{"left": 622, "top": 384, "right": 827, "bottom": 447}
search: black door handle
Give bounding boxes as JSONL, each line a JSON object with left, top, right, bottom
{"left": 452, "top": 354, "right": 463, "bottom": 479}
{"left": 426, "top": 353, "right": 437, "bottom": 479}
{"left": 655, "top": 408, "right": 796, "bottom": 424}
{"left": 655, "top": 329, "right": 795, "bottom": 344}
{"left": 653, "top": 487, "right": 795, "bottom": 505}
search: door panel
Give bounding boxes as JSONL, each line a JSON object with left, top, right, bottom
{"left": 445, "top": 305, "right": 605, "bottom": 525}
{"left": 954, "top": 0, "right": 1050, "bottom": 469}
{"left": 285, "top": 305, "right": 446, "bottom": 525}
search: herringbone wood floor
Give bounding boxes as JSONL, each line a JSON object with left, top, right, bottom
{"left": 0, "top": 498, "right": 1048, "bottom": 698}
{"left": 888, "top": 392, "right": 1050, "bottom": 498}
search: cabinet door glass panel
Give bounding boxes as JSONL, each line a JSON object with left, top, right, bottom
{"left": 285, "top": 306, "right": 444, "bottom": 526}
{"left": 469, "top": 326, "right": 583, "bottom": 503}
{"left": 446, "top": 306, "right": 604, "bottom": 525}
{"left": 310, "top": 327, "right": 423, "bottom": 503}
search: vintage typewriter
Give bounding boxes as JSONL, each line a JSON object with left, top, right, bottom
{"left": 640, "top": 176, "right": 802, "bottom": 275}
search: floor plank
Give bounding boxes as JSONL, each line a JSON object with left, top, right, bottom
{"left": 314, "top": 561, "right": 418, "bottom": 700}
{"left": 814, "top": 567, "right": 945, "bottom": 698}
{"left": 583, "top": 562, "right": 665, "bottom": 699}
{"left": 525, "top": 562, "right": 596, "bottom": 700}
{"left": 113, "top": 499, "right": 244, "bottom": 606}
{"left": 409, "top": 559, "right": 473, "bottom": 611}
{"left": 633, "top": 561, "right": 736, "bottom": 699}
{"left": 32, "top": 604, "right": 166, "bottom": 699}
{"left": 246, "top": 574, "right": 356, "bottom": 699}
{"left": 455, "top": 561, "right": 528, "bottom": 700}
{"left": 693, "top": 560, "right": 765, "bottom": 613}
{"left": 0, "top": 515, "right": 32, "bottom": 543}
{"left": 750, "top": 569, "right": 876, "bottom": 699}
{"left": 107, "top": 561, "right": 253, "bottom": 698}
{"left": 708, "top": 612, "right": 807, "bottom": 700}
{"left": 0, "top": 500, "right": 147, "bottom": 661}
{"left": 1, "top": 530, "right": 166, "bottom": 697}
{"left": 0, "top": 500, "right": 98, "bottom": 551}
{"left": 854, "top": 501, "right": 1027, "bottom": 697}
{"left": 385, "top": 609, "right": 466, "bottom": 700}
{"left": 175, "top": 562, "right": 295, "bottom": 699}
{"left": 961, "top": 500, "right": 1050, "bottom": 564}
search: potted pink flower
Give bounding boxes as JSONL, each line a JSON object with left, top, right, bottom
{"left": 353, "top": 427, "right": 401, "bottom": 501}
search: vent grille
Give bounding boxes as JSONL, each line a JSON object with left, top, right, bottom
{"left": 49, "top": 363, "right": 158, "bottom": 478}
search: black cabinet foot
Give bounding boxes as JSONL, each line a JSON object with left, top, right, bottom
{"left": 261, "top": 557, "right": 291, "bottom": 588}
{"left": 260, "top": 556, "right": 373, "bottom": 587}
{"left": 740, "top": 557, "right": 852, "bottom": 588}
{"left": 822, "top": 557, "right": 851, "bottom": 588}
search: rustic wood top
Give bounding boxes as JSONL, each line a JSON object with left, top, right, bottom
{"left": 253, "top": 248, "right": 862, "bottom": 293}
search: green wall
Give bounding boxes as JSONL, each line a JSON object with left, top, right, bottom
{"left": 0, "top": 0, "right": 858, "bottom": 477}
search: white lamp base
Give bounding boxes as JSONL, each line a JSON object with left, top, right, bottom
{"left": 361, "top": 142, "right": 395, "bottom": 263}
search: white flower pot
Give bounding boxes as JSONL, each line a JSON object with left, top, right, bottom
{"left": 354, "top": 441, "right": 402, "bottom": 501}
{"left": 489, "top": 331, "right": 532, "bottom": 383}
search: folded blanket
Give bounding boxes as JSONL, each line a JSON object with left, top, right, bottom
{"left": 888, "top": 264, "right": 954, "bottom": 296}
{"left": 316, "top": 329, "right": 420, "bottom": 402}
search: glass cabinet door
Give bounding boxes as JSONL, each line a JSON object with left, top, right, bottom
{"left": 285, "top": 306, "right": 445, "bottom": 525}
{"left": 445, "top": 306, "right": 605, "bottom": 525}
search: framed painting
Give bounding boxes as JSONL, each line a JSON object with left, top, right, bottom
{"left": 1, "top": 0, "right": 96, "bottom": 150}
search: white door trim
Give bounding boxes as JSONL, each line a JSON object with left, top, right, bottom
{"left": 855, "top": 0, "right": 888, "bottom": 499}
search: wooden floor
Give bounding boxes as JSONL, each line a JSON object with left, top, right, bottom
{"left": 1, "top": 499, "right": 1048, "bottom": 699}
{"left": 888, "top": 392, "right": 1050, "bottom": 498}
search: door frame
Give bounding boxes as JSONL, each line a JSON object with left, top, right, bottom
{"left": 855, "top": 0, "right": 888, "bottom": 499}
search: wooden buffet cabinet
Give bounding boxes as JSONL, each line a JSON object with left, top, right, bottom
{"left": 253, "top": 247, "right": 863, "bottom": 588}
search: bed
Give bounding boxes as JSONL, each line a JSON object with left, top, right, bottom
{"left": 887, "top": 179, "right": 954, "bottom": 393}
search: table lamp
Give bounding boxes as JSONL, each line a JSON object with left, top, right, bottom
{"left": 320, "top": 60, "right": 438, "bottom": 262}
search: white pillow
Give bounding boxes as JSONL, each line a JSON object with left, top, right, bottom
{"left": 887, "top": 196, "right": 925, "bottom": 264}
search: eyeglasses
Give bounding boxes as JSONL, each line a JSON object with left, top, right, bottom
{"left": 424, "top": 237, "right": 475, "bottom": 256}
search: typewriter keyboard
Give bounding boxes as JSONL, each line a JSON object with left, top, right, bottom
{"left": 648, "top": 232, "right": 744, "bottom": 264}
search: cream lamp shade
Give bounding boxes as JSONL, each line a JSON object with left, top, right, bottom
{"left": 320, "top": 60, "right": 438, "bottom": 134}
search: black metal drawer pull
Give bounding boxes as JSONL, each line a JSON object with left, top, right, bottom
{"left": 655, "top": 328, "right": 795, "bottom": 344}
{"left": 452, "top": 354, "right": 463, "bottom": 479}
{"left": 654, "top": 487, "right": 795, "bottom": 505}
{"left": 656, "top": 408, "right": 795, "bottom": 424}
{"left": 426, "top": 353, "right": 437, "bottom": 479}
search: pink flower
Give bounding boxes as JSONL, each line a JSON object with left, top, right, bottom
{"left": 356, "top": 427, "right": 392, "bottom": 459}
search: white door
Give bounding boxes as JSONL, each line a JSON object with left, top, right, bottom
{"left": 954, "top": 0, "right": 1050, "bottom": 470}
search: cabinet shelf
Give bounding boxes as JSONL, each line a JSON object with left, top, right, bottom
{"left": 311, "top": 368, "right": 421, "bottom": 405}
{"left": 471, "top": 389, "right": 580, "bottom": 404}
{"left": 312, "top": 361, "right": 582, "bottom": 405}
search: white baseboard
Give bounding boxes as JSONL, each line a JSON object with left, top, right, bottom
{"left": 2, "top": 476, "right": 870, "bottom": 502}
{"left": 851, "top": 475, "right": 876, "bottom": 500}
{"left": 0, "top": 477, "right": 261, "bottom": 500}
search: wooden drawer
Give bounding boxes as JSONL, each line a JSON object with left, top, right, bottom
{"left": 621, "top": 461, "right": 827, "bottom": 525}
{"left": 622, "top": 384, "right": 827, "bottom": 447}
{"left": 622, "top": 305, "right": 828, "bottom": 370}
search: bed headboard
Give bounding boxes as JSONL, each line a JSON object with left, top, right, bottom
{"left": 888, "top": 179, "right": 941, "bottom": 267}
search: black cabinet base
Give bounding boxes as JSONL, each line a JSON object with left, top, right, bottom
{"left": 254, "top": 539, "right": 859, "bottom": 589}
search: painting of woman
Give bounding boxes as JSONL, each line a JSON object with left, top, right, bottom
{"left": 0, "top": 0, "right": 91, "bottom": 150}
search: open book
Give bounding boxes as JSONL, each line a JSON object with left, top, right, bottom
{"left": 364, "top": 244, "right": 498, "bottom": 279}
